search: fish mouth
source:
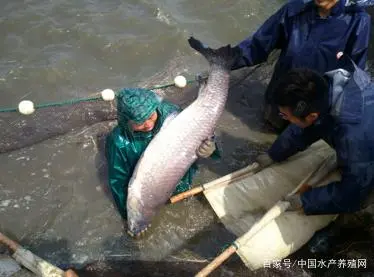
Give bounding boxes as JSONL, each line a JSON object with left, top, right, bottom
{"left": 126, "top": 197, "right": 153, "bottom": 239}
{"left": 127, "top": 223, "right": 152, "bottom": 239}
{"left": 127, "top": 219, "right": 152, "bottom": 239}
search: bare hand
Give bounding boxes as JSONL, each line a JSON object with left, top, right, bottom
{"left": 296, "top": 183, "right": 312, "bottom": 194}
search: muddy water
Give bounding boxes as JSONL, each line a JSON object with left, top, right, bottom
{"left": 1, "top": 1, "right": 374, "bottom": 277}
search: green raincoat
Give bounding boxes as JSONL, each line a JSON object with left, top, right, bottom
{"left": 105, "top": 88, "right": 220, "bottom": 220}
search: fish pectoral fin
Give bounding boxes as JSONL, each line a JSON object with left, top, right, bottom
{"left": 159, "top": 111, "right": 179, "bottom": 132}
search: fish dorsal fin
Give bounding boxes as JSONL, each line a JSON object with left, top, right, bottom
{"left": 159, "top": 111, "right": 179, "bottom": 132}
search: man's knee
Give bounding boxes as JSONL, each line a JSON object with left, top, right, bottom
{"left": 360, "top": 189, "right": 374, "bottom": 209}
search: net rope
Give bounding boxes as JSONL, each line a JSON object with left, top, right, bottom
{"left": 0, "top": 79, "right": 196, "bottom": 113}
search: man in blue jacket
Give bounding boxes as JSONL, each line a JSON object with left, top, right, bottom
{"left": 231, "top": 0, "right": 371, "bottom": 131}
{"left": 255, "top": 56, "right": 374, "bottom": 251}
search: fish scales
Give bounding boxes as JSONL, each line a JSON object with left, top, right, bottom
{"left": 126, "top": 37, "right": 241, "bottom": 236}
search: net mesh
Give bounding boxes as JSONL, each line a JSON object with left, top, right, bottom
{"left": 0, "top": 80, "right": 196, "bottom": 154}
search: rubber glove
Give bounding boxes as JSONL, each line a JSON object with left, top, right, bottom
{"left": 284, "top": 194, "right": 303, "bottom": 211}
{"left": 284, "top": 184, "right": 311, "bottom": 211}
{"left": 255, "top": 153, "right": 274, "bottom": 169}
{"left": 197, "top": 137, "right": 216, "bottom": 158}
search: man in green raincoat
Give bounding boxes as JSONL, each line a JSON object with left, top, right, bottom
{"left": 105, "top": 88, "right": 220, "bottom": 221}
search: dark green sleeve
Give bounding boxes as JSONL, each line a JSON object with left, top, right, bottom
{"left": 173, "top": 162, "right": 199, "bottom": 195}
{"left": 210, "top": 134, "right": 223, "bottom": 160}
{"left": 210, "top": 145, "right": 222, "bottom": 160}
{"left": 105, "top": 134, "right": 132, "bottom": 220}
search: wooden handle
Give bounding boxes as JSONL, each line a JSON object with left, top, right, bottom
{"left": 203, "top": 163, "right": 260, "bottom": 191}
{"left": 65, "top": 269, "right": 79, "bottom": 277}
{"left": 0, "top": 232, "right": 79, "bottom": 277}
{"left": 0, "top": 232, "right": 19, "bottom": 252}
{"left": 170, "top": 163, "right": 260, "bottom": 204}
{"left": 170, "top": 187, "right": 204, "bottom": 203}
{"left": 194, "top": 154, "right": 337, "bottom": 276}
{"left": 195, "top": 202, "right": 289, "bottom": 277}
{"left": 288, "top": 155, "right": 336, "bottom": 197}
{"left": 195, "top": 245, "right": 237, "bottom": 277}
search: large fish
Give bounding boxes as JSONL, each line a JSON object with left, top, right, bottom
{"left": 126, "top": 36, "right": 241, "bottom": 237}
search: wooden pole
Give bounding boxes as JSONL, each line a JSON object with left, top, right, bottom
{"left": 0, "top": 232, "right": 18, "bottom": 252}
{"left": 170, "top": 162, "right": 260, "bottom": 203}
{"left": 194, "top": 201, "right": 290, "bottom": 277}
{"left": 194, "top": 154, "right": 336, "bottom": 276}
{"left": 195, "top": 245, "right": 237, "bottom": 277}
{"left": 0, "top": 231, "right": 79, "bottom": 277}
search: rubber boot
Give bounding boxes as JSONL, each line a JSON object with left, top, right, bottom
{"left": 308, "top": 222, "right": 340, "bottom": 254}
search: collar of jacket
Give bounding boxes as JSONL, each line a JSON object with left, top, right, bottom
{"left": 346, "top": 0, "right": 374, "bottom": 8}
{"left": 323, "top": 59, "right": 371, "bottom": 124}
{"left": 329, "top": 0, "right": 346, "bottom": 15}
{"left": 287, "top": 0, "right": 364, "bottom": 17}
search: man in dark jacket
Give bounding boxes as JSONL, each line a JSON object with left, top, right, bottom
{"left": 265, "top": 58, "right": 374, "bottom": 214}
{"left": 231, "top": 0, "right": 371, "bottom": 131}
{"left": 255, "top": 57, "right": 374, "bottom": 251}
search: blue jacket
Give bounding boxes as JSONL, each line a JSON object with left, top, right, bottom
{"left": 268, "top": 60, "right": 374, "bottom": 215}
{"left": 232, "top": 0, "right": 371, "bottom": 96}
{"left": 349, "top": 0, "right": 374, "bottom": 7}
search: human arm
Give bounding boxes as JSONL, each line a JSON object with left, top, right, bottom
{"left": 300, "top": 166, "right": 365, "bottom": 214}
{"left": 243, "top": 123, "right": 323, "bottom": 174}
{"left": 345, "top": 12, "right": 371, "bottom": 70}
{"left": 268, "top": 124, "right": 322, "bottom": 163}
{"left": 105, "top": 134, "right": 132, "bottom": 220}
{"left": 231, "top": 4, "right": 288, "bottom": 70}
{"left": 174, "top": 162, "right": 199, "bottom": 195}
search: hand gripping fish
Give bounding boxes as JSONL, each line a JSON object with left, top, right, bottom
{"left": 126, "top": 36, "right": 241, "bottom": 237}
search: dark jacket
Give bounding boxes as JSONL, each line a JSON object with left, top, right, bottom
{"left": 232, "top": 0, "right": 371, "bottom": 102}
{"left": 268, "top": 60, "right": 374, "bottom": 215}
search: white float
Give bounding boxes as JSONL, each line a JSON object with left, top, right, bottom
{"left": 100, "top": 89, "right": 115, "bottom": 101}
{"left": 174, "top": 75, "right": 187, "bottom": 88}
{"left": 18, "top": 100, "right": 35, "bottom": 115}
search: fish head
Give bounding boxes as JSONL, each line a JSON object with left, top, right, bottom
{"left": 127, "top": 195, "right": 154, "bottom": 237}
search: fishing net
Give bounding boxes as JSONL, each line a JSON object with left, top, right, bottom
{"left": 203, "top": 140, "right": 339, "bottom": 270}
{"left": 0, "top": 48, "right": 277, "bottom": 267}
{"left": 0, "top": 80, "right": 198, "bottom": 154}
{"left": 0, "top": 46, "right": 271, "bottom": 156}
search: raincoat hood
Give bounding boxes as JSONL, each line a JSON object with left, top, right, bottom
{"left": 116, "top": 88, "right": 162, "bottom": 130}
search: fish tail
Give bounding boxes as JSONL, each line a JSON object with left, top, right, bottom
{"left": 188, "top": 36, "right": 241, "bottom": 70}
